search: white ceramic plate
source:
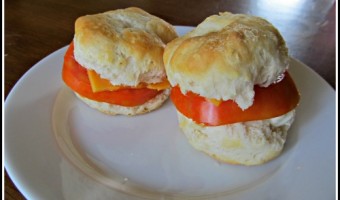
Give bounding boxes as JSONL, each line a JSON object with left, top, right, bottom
{"left": 5, "top": 26, "right": 335, "bottom": 200}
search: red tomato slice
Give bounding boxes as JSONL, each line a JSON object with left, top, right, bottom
{"left": 171, "top": 73, "right": 300, "bottom": 126}
{"left": 62, "top": 42, "right": 162, "bottom": 107}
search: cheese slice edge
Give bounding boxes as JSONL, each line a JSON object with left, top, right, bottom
{"left": 87, "top": 70, "right": 170, "bottom": 92}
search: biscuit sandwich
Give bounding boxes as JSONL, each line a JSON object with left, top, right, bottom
{"left": 164, "top": 12, "right": 300, "bottom": 165}
{"left": 62, "top": 7, "right": 178, "bottom": 115}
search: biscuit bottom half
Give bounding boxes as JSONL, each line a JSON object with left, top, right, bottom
{"left": 177, "top": 109, "right": 296, "bottom": 166}
{"left": 75, "top": 89, "right": 170, "bottom": 116}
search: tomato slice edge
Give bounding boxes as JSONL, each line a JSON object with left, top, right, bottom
{"left": 62, "top": 42, "right": 163, "bottom": 107}
{"left": 171, "top": 73, "right": 300, "bottom": 126}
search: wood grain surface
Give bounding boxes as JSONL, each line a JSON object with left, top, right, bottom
{"left": 5, "top": 0, "right": 336, "bottom": 199}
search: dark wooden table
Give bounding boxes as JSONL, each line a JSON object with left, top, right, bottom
{"left": 5, "top": 0, "right": 336, "bottom": 199}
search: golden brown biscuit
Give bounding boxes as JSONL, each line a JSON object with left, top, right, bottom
{"left": 74, "top": 7, "right": 178, "bottom": 86}
{"left": 177, "top": 110, "right": 295, "bottom": 166}
{"left": 76, "top": 89, "right": 170, "bottom": 116}
{"left": 164, "top": 12, "right": 288, "bottom": 110}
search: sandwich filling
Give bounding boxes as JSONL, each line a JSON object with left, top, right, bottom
{"left": 62, "top": 42, "right": 170, "bottom": 107}
{"left": 87, "top": 69, "right": 170, "bottom": 92}
{"left": 171, "top": 72, "right": 300, "bottom": 126}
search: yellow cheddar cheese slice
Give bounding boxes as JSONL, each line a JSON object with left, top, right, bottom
{"left": 87, "top": 70, "right": 122, "bottom": 92}
{"left": 146, "top": 79, "right": 170, "bottom": 90}
{"left": 87, "top": 70, "right": 170, "bottom": 92}
{"left": 207, "top": 98, "right": 222, "bottom": 106}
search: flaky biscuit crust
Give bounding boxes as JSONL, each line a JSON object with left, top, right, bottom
{"left": 164, "top": 12, "right": 288, "bottom": 109}
{"left": 177, "top": 110, "right": 295, "bottom": 166}
{"left": 74, "top": 7, "right": 178, "bottom": 86}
